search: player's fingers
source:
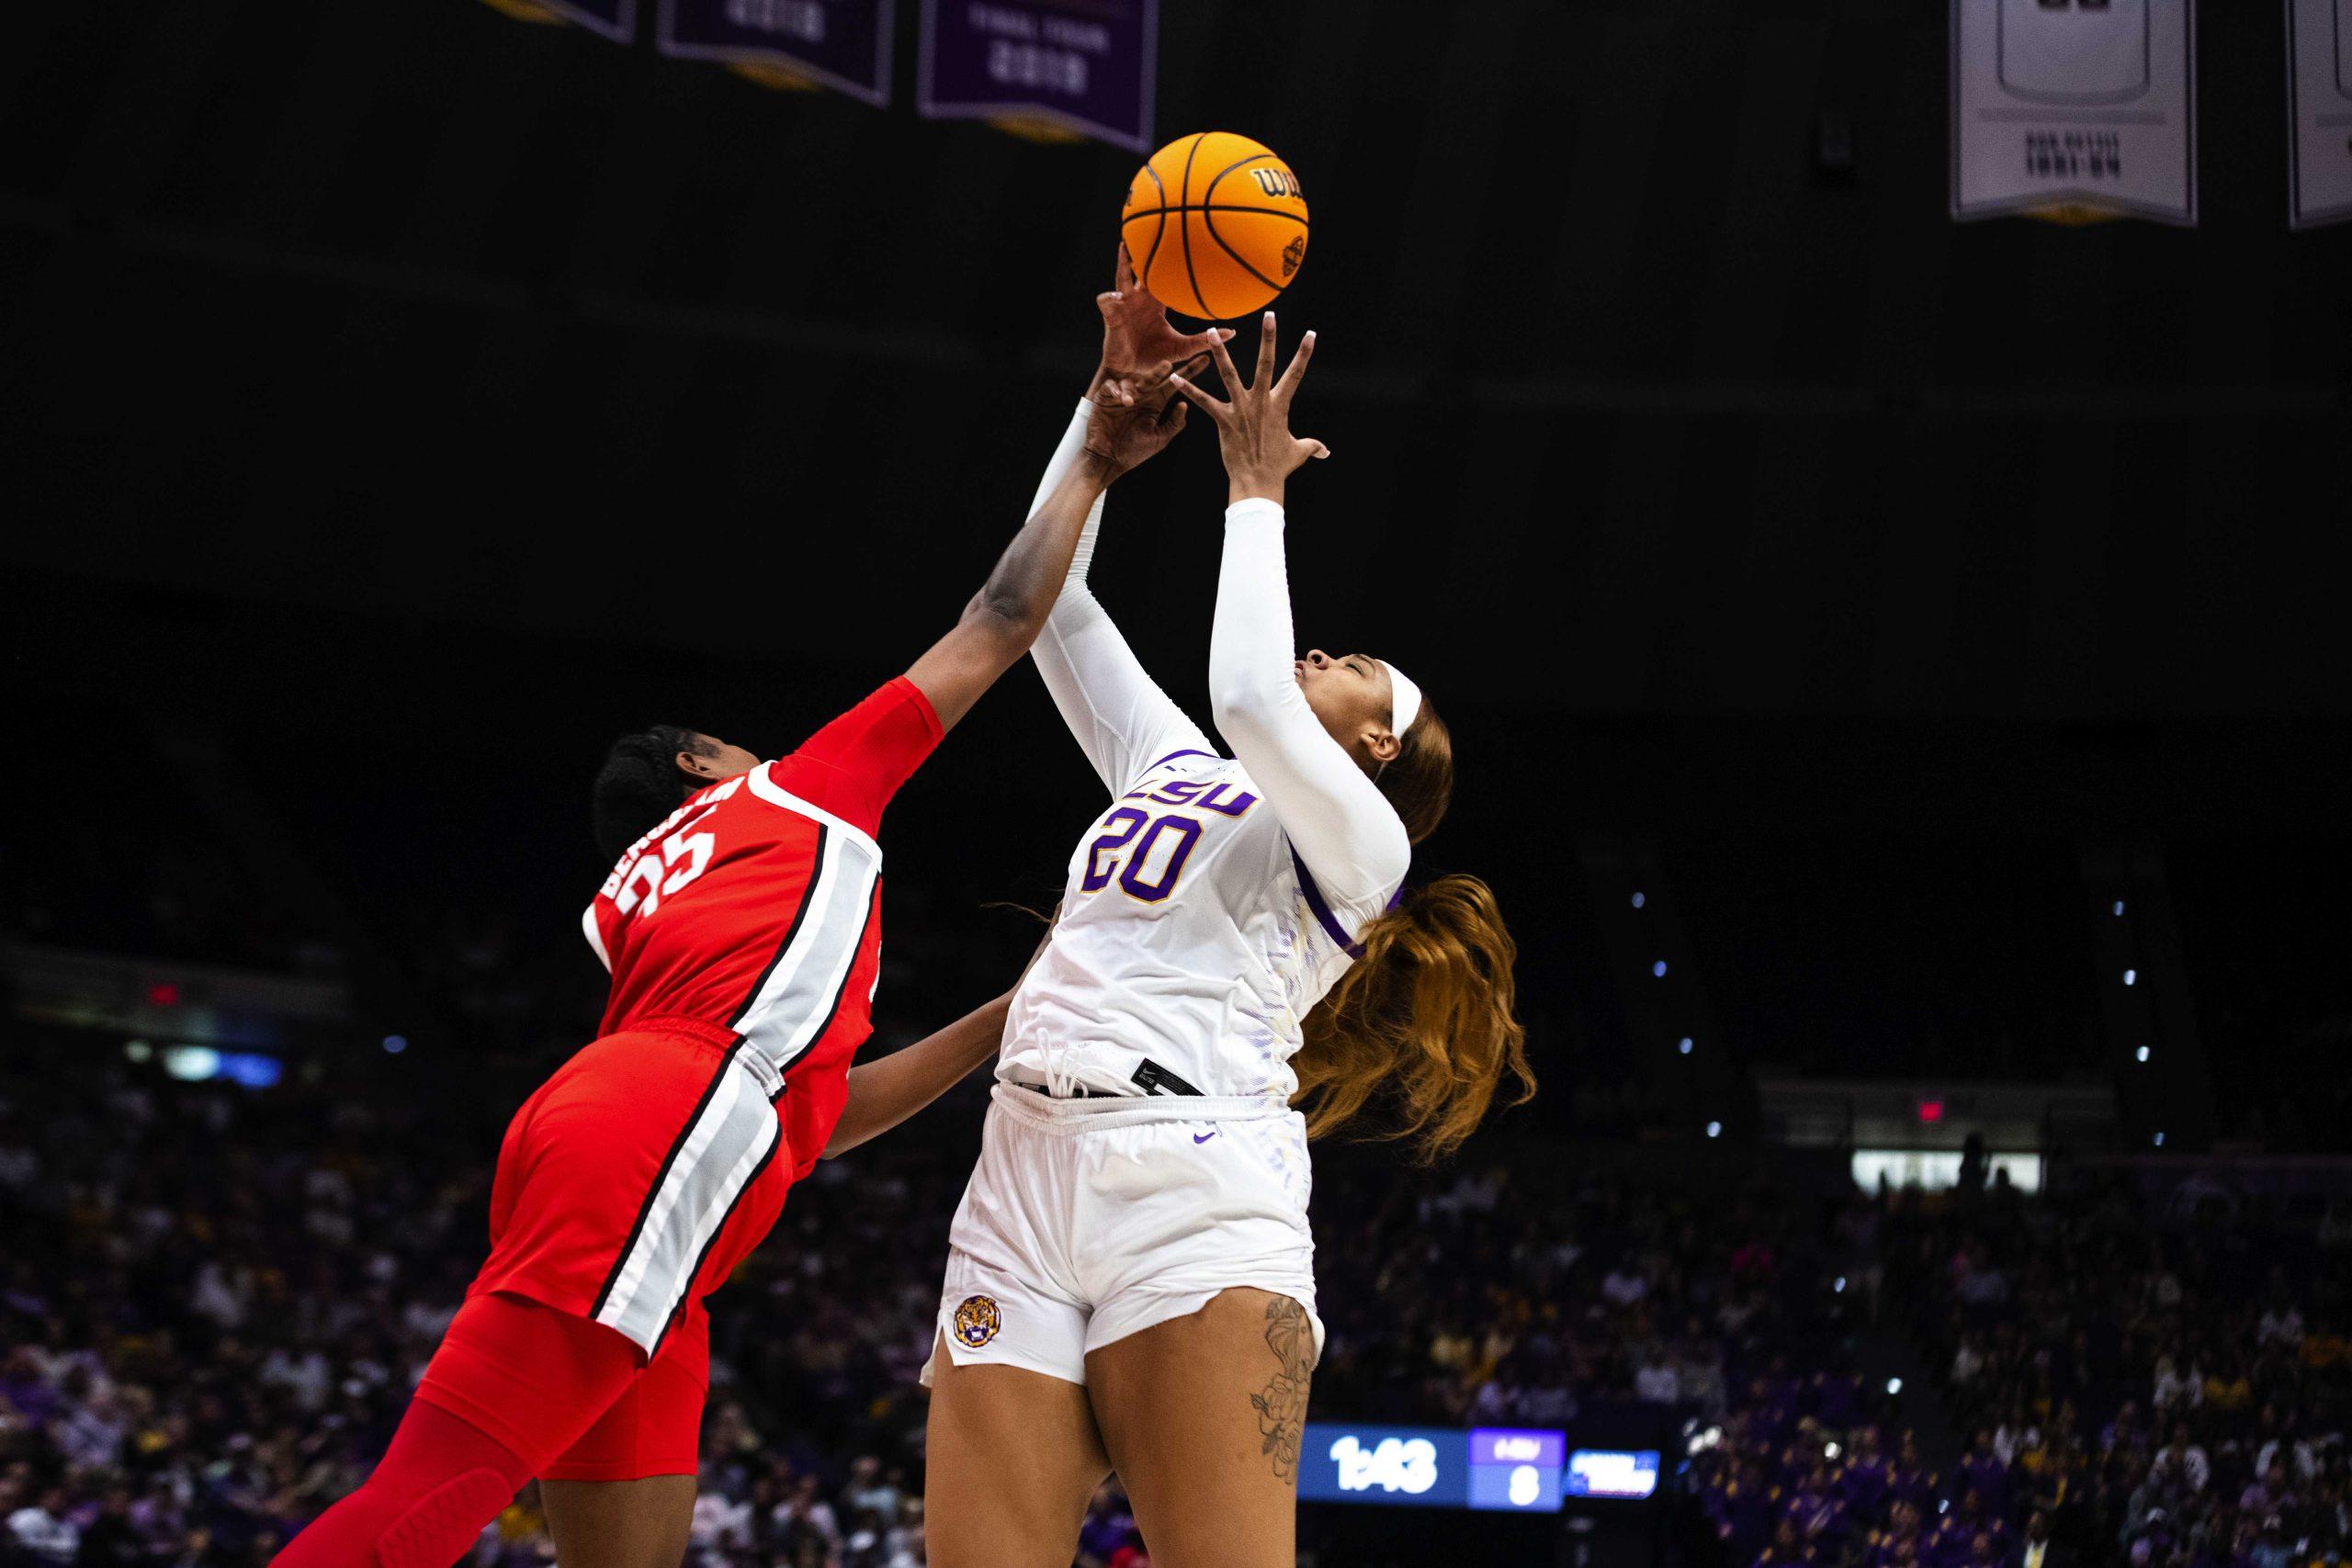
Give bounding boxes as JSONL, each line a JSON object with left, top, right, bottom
{"left": 1168, "top": 373, "right": 1230, "bottom": 420}
{"left": 1255, "top": 311, "right": 1278, "bottom": 389}
{"left": 1204, "top": 331, "right": 1245, "bottom": 400}
{"left": 1115, "top": 243, "right": 1137, "bottom": 293}
{"left": 1096, "top": 290, "right": 1124, "bottom": 321}
{"left": 1298, "top": 437, "right": 1330, "bottom": 461}
{"left": 1274, "top": 329, "right": 1317, "bottom": 401}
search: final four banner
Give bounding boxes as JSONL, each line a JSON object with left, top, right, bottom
{"left": 1951, "top": 0, "right": 2198, "bottom": 225}
{"left": 658, "top": 0, "right": 894, "bottom": 104}
{"left": 2288, "top": 0, "right": 2352, "bottom": 227}
{"left": 917, "top": 0, "right": 1158, "bottom": 152}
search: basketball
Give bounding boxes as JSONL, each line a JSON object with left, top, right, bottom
{"left": 1121, "top": 131, "right": 1309, "bottom": 321}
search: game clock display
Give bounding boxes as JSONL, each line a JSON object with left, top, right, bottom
{"left": 1299, "top": 1426, "right": 1654, "bottom": 1513}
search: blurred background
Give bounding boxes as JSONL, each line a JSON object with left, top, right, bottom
{"left": 2, "top": 0, "right": 2348, "bottom": 1563}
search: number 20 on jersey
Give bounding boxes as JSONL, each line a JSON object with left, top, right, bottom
{"left": 1079, "top": 779, "right": 1257, "bottom": 904}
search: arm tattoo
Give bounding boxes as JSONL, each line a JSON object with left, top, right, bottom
{"left": 1249, "top": 1295, "right": 1314, "bottom": 1485}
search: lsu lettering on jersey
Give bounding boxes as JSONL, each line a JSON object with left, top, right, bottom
{"left": 998, "top": 744, "right": 1396, "bottom": 1103}
{"left": 582, "top": 677, "right": 942, "bottom": 1178}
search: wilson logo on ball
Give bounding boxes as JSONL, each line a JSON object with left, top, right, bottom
{"left": 1250, "top": 167, "right": 1305, "bottom": 200}
{"left": 1282, "top": 235, "right": 1306, "bottom": 277}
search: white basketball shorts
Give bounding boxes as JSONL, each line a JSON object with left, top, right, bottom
{"left": 923, "top": 1082, "right": 1324, "bottom": 1386}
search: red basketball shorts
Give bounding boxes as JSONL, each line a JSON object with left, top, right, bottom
{"left": 447, "top": 1017, "right": 795, "bottom": 1478}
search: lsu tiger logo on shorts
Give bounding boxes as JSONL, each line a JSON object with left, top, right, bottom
{"left": 952, "top": 1294, "right": 1002, "bottom": 1348}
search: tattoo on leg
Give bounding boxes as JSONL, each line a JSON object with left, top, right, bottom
{"left": 1248, "top": 1296, "right": 1312, "bottom": 1485}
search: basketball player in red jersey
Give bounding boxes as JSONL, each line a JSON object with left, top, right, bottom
{"left": 273, "top": 288, "right": 1223, "bottom": 1568}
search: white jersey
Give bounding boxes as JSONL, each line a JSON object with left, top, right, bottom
{"left": 995, "top": 402, "right": 1410, "bottom": 1103}
{"left": 1001, "top": 748, "right": 1379, "bottom": 1100}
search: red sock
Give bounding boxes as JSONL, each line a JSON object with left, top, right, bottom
{"left": 272, "top": 1294, "right": 642, "bottom": 1567}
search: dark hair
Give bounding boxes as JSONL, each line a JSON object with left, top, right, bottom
{"left": 1294, "top": 699, "right": 1534, "bottom": 1162}
{"left": 1374, "top": 696, "right": 1453, "bottom": 846}
{"left": 592, "top": 725, "right": 714, "bottom": 863}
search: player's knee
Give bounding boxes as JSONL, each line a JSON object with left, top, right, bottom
{"left": 374, "top": 1468, "right": 517, "bottom": 1568}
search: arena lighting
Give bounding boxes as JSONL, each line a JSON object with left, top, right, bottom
{"left": 1917, "top": 1099, "right": 1944, "bottom": 1123}
{"left": 2136, "top": 1045, "right": 2152, "bottom": 1063}
{"left": 1706, "top": 1121, "right": 1723, "bottom": 1138}
{"left": 147, "top": 981, "right": 182, "bottom": 1006}
{"left": 1652, "top": 960, "right": 1668, "bottom": 977}
{"left": 2123, "top": 968, "right": 2137, "bottom": 986}
{"left": 1834, "top": 1276, "right": 1848, "bottom": 1292}
{"left": 383, "top": 1035, "right": 409, "bottom": 1055}
{"left": 1631, "top": 891, "right": 1645, "bottom": 908}
{"left": 1886, "top": 1378, "right": 1904, "bottom": 1395}
{"left": 1825, "top": 1442, "right": 1841, "bottom": 1460}
{"left": 2154, "top": 1132, "right": 2166, "bottom": 1147}
{"left": 1679, "top": 1037, "right": 1693, "bottom": 1055}
{"left": 2113, "top": 900, "right": 2126, "bottom": 917}
{"left": 123, "top": 1040, "right": 153, "bottom": 1062}
{"left": 162, "top": 1046, "right": 220, "bottom": 1082}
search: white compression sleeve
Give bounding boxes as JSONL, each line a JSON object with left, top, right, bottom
{"left": 1208, "top": 499, "right": 1410, "bottom": 911}
{"left": 1028, "top": 399, "right": 1107, "bottom": 583}
{"left": 1026, "top": 401, "right": 1214, "bottom": 795}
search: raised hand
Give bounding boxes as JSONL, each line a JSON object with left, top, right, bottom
{"left": 1096, "top": 245, "right": 1232, "bottom": 380}
{"left": 1082, "top": 363, "right": 1190, "bottom": 479}
{"left": 1168, "top": 312, "right": 1327, "bottom": 507}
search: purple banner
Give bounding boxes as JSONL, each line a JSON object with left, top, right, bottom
{"left": 658, "top": 0, "right": 894, "bottom": 106}
{"left": 518, "top": 0, "right": 637, "bottom": 42}
{"left": 917, "top": 0, "right": 1157, "bottom": 152}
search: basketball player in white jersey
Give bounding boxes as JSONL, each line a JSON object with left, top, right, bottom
{"left": 921, "top": 269, "right": 1535, "bottom": 1568}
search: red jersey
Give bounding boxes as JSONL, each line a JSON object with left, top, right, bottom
{"left": 582, "top": 677, "right": 943, "bottom": 1178}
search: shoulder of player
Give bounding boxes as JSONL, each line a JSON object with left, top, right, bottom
{"left": 737, "top": 758, "right": 886, "bottom": 855}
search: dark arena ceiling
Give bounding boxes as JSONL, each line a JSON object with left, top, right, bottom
{"left": 4, "top": 0, "right": 2347, "bottom": 732}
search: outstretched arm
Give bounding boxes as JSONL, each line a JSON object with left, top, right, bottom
{"left": 903, "top": 365, "right": 1182, "bottom": 733}
{"left": 1182, "top": 319, "right": 1409, "bottom": 909}
{"left": 1027, "top": 398, "right": 1216, "bottom": 795}
{"left": 1024, "top": 249, "right": 1227, "bottom": 791}
{"left": 823, "top": 915, "right": 1055, "bottom": 1156}
{"left": 821, "top": 993, "right": 1008, "bottom": 1157}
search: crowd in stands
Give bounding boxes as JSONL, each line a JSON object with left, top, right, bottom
{"left": 1687, "top": 1169, "right": 2352, "bottom": 1567}
{"left": 6, "top": 807, "right": 2352, "bottom": 1567}
{"left": 0, "top": 1011, "right": 1801, "bottom": 1568}
{"left": 8, "top": 1003, "right": 2352, "bottom": 1567}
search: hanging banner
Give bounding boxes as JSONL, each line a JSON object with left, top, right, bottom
{"left": 658, "top": 0, "right": 894, "bottom": 104}
{"left": 2288, "top": 0, "right": 2352, "bottom": 227}
{"left": 917, "top": 0, "right": 1157, "bottom": 152}
{"left": 479, "top": 0, "right": 637, "bottom": 42}
{"left": 1951, "top": 0, "right": 2198, "bottom": 225}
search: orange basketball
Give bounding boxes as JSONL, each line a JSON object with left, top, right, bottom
{"left": 1120, "top": 131, "right": 1309, "bottom": 321}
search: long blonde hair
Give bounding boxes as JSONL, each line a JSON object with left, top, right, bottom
{"left": 1291, "top": 699, "right": 1535, "bottom": 1162}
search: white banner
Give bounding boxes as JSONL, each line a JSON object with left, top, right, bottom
{"left": 1951, "top": 0, "right": 2198, "bottom": 225}
{"left": 2288, "top": 0, "right": 2352, "bottom": 227}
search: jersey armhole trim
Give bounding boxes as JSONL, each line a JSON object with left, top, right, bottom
{"left": 582, "top": 904, "right": 613, "bottom": 972}
{"left": 746, "top": 762, "right": 886, "bottom": 862}
{"left": 1114, "top": 747, "right": 1223, "bottom": 798}
{"left": 1290, "top": 849, "right": 1367, "bottom": 962}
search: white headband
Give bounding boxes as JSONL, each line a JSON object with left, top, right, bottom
{"left": 1381, "top": 660, "right": 1422, "bottom": 738}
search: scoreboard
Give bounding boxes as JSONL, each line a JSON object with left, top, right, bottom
{"left": 1299, "top": 1425, "right": 1660, "bottom": 1514}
